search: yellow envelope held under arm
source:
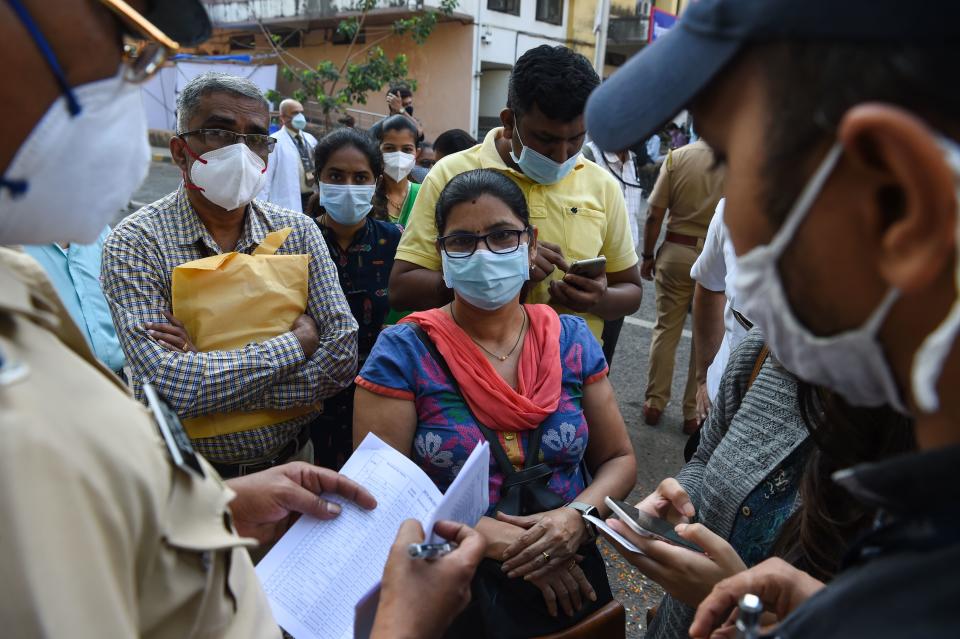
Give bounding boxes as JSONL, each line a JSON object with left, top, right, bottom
{"left": 172, "top": 228, "right": 316, "bottom": 440}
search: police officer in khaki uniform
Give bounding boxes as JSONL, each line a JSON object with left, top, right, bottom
{"left": 0, "top": 2, "right": 484, "bottom": 637}
{"left": 639, "top": 139, "right": 724, "bottom": 434}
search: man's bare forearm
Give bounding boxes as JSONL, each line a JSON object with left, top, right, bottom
{"left": 389, "top": 260, "right": 454, "bottom": 311}
{"left": 692, "top": 283, "right": 727, "bottom": 383}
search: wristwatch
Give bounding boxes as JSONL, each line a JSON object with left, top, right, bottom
{"left": 566, "top": 501, "right": 599, "bottom": 540}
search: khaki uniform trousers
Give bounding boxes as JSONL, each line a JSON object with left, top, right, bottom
{"left": 645, "top": 241, "right": 700, "bottom": 420}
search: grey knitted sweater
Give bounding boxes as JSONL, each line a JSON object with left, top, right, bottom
{"left": 647, "top": 330, "right": 810, "bottom": 639}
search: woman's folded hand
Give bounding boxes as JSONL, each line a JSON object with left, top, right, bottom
{"left": 497, "top": 507, "right": 588, "bottom": 579}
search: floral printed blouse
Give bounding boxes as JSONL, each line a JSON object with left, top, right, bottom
{"left": 356, "top": 314, "right": 608, "bottom": 513}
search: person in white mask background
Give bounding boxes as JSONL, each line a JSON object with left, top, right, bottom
{"left": 370, "top": 114, "right": 422, "bottom": 226}
{"left": 260, "top": 97, "right": 318, "bottom": 214}
{"left": 100, "top": 71, "right": 360, "bottom": 474}
{"left": 305, "top": 128, "right": 402, "bottom": 470}
{"left": 586, "top": 0, "right": 960, "bottom": 637}
{"left": 389, "top": 45, "right": 642, "bottom": 343}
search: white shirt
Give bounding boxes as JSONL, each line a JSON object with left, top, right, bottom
{"left": 646, "top": 134, "right": 664, "bottom": 163}
{"left": 690, "top": 199, "right": 749, "bottom": 400}
{"left": 584, "top": 141, "right": 644, "bottom": 248}
{"left": 259, "top": 126, "right": 318, "bottom": 214}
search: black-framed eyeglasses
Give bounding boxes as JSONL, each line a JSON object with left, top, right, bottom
{"left": 438, "top": 227, "right": 531, "bottom": 258}
{"left": 179, "top": 129, "right": 277, "bottom": 156}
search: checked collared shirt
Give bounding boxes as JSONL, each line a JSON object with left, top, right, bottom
{"left": 102, "top": 186, "right": 358, "bottom": 463}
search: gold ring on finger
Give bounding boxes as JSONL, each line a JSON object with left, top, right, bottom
{"left": 542, "top": 551, "right": 550, "bottom": 563}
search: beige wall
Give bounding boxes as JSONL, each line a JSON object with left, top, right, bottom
{"left": 253, "top": 21, "right": 475, "bottom": 142}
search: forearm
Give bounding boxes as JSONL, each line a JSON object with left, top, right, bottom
{"left": 642, "top": 207, "right": 666, "bottom": 257}
{"left": 693, "top": 284, "right": 727, "bottom": 384}
{"left": 389, "top": 261, "right": 454, "bottom": 311}
{"left": 475, "top": 515, "right": 521, "bottom": 560}
{"left": 257, "top": 327, "right": 359, "bottom": 409}
{"left": 571, "top": 453, "right": 637, "bottom": 518}
{"left": 591, "top": 281, "right": 643, "bottom": 320}
{"left": 130, "top": 330, "right": 305, "bottom": 418}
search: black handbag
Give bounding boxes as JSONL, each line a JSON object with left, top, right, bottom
{"left": 410, "top": 325, "right": 613, "bottom": 639}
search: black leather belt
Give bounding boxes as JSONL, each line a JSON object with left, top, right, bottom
{"left": 211, "top": 426, "right": 310, "bottom": 479}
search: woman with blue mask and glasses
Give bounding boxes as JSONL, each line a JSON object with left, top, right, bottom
{"left": 355, "top": 169, "right": 637, "bottom": 638}
{"left": 304, "top": 128, "right": 401, "bottom": 470}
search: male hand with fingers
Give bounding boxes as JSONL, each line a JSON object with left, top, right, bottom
{"left": 688, "top": 558, "right": 825, "bottom": 639}
{"left": 146, "top": 310, "right": 197, "bottom": 353}
{"left": 372, "top": 519, "right": 486, "bottom": 639}
{"left": 225, "top": 461, "right": 377, "bottom": 545}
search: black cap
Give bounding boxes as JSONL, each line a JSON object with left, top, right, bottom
{"left": 586, "top": 0, "right": 960, "bottom": 151}
{"left": 139, "top": 0, "right": 212, "bottom": 47}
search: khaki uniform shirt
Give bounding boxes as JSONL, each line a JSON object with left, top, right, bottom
{"left": 0, "top": 248, "right": 280, "bottom": 639}
{"left": 647, "top": 140, "right": 725, "bottom": 239}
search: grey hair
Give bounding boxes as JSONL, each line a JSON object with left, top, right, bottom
{"left": 176, "top": 72, "right": 269, "bottom": 133}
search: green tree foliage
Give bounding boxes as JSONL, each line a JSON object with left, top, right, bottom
{"left": 263, "top": 0, "right": 458, "bottom": 125}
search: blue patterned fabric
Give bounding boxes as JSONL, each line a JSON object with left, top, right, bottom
{"left": 357, "top": 313, "right": 608, "bottom": 512}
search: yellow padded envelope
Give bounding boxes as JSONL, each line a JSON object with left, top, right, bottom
{"left": 172, "top": 228, "right": 316, "bottom": 440}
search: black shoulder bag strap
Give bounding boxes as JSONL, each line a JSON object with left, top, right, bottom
{"left": 410, "top": 323, "right": 538, "bottom": 472}
{"left": 409, "top": 323, "right": 566, "bottom": 516}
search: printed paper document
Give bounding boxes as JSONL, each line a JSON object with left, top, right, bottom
{"left": 256, "top": 433, "right": 490, "bottom": 639}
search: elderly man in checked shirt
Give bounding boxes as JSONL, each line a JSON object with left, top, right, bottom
{"left": 102, "top": 73, "right": 358, "bottom": 477}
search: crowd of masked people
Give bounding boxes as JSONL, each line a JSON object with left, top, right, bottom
{"left": 2, "top": 0, "right": 958, "bottom": 638}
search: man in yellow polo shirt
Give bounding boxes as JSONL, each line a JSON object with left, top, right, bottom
{"left": 389, "top": 45, "right": 642, "bottom": 342}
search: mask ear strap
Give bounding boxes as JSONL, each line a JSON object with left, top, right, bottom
{"left": 7, "top": 0, "right": 80, "bottom": 116}
{"left": 0, "top": 178, "right": 29, "bottom": 198}
{"left": 177, "top": 138, "right": 206, "bottom": 192}
{"left": 911, "top": 139, "right": 960, "bottom": 413}
{"left": 768, "top": 143, "right": 845, "bottom": 256}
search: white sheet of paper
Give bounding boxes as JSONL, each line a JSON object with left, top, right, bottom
{"left": 256, "top": 433, "right": 491, "bottom": 639}
{"left": 584, "top": 514, "right": 644, "bottom": 554}
{"left": 256, "top": 433, "right": 443, "bottom": 639}
{"left": 353, "top": 441, "right": 491, "bottom": 639}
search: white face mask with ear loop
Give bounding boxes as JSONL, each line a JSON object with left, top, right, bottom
{"left": 733, "top": 142, "right": 908, "bottom": 414}
{"left": 910, "top": 138, "right": 960, "bottom": 413}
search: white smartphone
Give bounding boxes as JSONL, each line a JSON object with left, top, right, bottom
{"left": 605, "top": 496, "right": 705, "bottom": 554}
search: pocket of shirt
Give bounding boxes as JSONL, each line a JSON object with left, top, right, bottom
{"left": 153, "top": 463, "right": 257, "bottom": 632}
{"left": 565, "top": 207, "right": 606, "bottom": 262}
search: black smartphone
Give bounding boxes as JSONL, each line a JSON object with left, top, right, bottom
{"left": 605, "top": 497, "right": 705, "bottom": 554}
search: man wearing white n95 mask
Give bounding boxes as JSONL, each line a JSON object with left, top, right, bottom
{"left": 0, "top": 2, "right": 483, "bottom": 636}
{"left": 101, "top": 71, "right": 359, "bottom": 474}
{"left": 260, "top": 97, "right": 318, "bottom": 214}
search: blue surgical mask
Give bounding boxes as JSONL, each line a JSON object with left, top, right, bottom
{"left": 320, "top": 183, "right": 375, "bottom": 226}
{"left": 509, "top": 124, "right": 579, "bottom": 185}
{"left": 442, "top": 245, "right": 530, "bottom": 311}
{"left": 291, "top": 113, "right": 307, "bottom": 130}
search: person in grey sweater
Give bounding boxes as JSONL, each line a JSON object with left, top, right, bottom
{"left": 605, "top": 329, "right": 912, "bottom": 638}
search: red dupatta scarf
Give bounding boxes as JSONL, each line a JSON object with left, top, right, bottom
{"left": 401, "top": 304, "right": 562, "bottom": 432}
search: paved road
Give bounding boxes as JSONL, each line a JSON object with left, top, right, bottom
{"left": 126, "top": 159, "right": 696, "bottom": 637}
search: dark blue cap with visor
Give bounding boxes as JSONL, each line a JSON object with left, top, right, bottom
{"left": 586, "top": 0, "right": 960, "bottom": 152}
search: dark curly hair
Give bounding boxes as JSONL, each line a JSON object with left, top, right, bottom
{"left": 507, "top": 45, "right": 599, "bottom": 122}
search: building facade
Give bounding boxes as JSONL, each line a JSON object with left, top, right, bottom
{"left": 193, "top": 1, "right": 579, "bottom": 141}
